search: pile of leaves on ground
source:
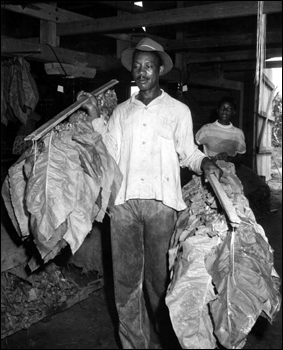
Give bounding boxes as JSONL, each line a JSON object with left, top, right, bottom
{"left": 166, "top": 168, "right": 281, "bottom": 349}
{"left": 1, "top": 262, "right": 103, "bottom": 339}
{"left": 1, "top": 89, "right": 122, "bottom": 272}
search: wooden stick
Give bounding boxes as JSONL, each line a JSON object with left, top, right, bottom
{"left": 24, "top": 79, "right": 119, "bottom": 142}
{"left": 206, "top": 173, "right": 241, "bottom": 227}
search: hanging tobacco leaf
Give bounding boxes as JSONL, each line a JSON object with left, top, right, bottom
{"left": 8, "top": 158, "right": 30, "bottom": 237}
{"left": 206, "top": 222, "right": 282, "bottom": 349}
{"left": 26, "top": 131, "right": 81, "bottom": 241}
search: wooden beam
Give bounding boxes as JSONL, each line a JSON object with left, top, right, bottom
{"left": 44, "top": 62, "right": 96, "bottom": 78}
{"left": 175, "top": 1, "right": 184, "bottom": 72}
{"left": 94, "top": 1, "right": 144, "bottom": 13}
{"left": 183, "top": 48, "right": 282, "bottom": 64}
{"left": 188, "top": 76, "right": 244, "bottom": 92}
{"left": 164, "top": 31, "right": 282, "bottom": 51}
{"left": 56, "top": 1, "right": 282, "bottom": 36}
{"left": 116, "top": 11, "right": 131, "bottom": 59}
{"left": 40, "top": 20, "right": 57, "bottom": 46}
{"left": 222, "top": 62, "right": 257, "bottom": 71}
{"left": 1, "top": 3, "right": 92, "bottom": 23}
{"left": 6, "top": 2, "right": 280, "bottom": 54}
{"left": 1, "top": 37, "right": 121, "bottom": 71}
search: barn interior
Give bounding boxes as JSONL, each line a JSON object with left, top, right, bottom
{"left": 1, "top": 1, "right": 282, "bottom": 349}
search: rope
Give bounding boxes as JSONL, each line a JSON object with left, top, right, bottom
{"left": 44, "top": 43, "right": 68, "bottom": 76}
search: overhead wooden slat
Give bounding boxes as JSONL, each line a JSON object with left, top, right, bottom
{"left": 56, "top": 1, "right": 282, "bottom": 36}
{"left": 94, "top": 1, "right": 145, "bottom": 13}
{"left": 165, "top": 31, "right": 282, "bottom": 51}
{"left": 183, "top": 48, "right": 282, "bottom": 64}
{"left": 188, "top": 76, "right": 244, "bottom": 91}
{"left": 1, "top": 3, "right": 92, "bottom": 23}
{"left": 1, "top": 37, "right": 121, "bottom": 71}
{"left": 4, "top": 2, "right": 280, "bottom": 54}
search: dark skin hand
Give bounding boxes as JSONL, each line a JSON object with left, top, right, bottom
{"left": 201, "top": 157, "right": 223, "bottom": 181}
{"left": 76, "top": 91, "right": 100, "bottom": 121}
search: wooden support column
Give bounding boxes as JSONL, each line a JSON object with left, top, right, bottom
{"left": 40, "top": 3, "right": 59, "bottom": 46}
{"left": 175, "top": 1, "right": 186, "bottom": 87}
{"left": 116, "top": 11, "right": 131, "bottom": 59}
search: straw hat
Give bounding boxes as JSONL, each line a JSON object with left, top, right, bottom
{"left": 121, "top": 38, "right": 173, "bottom": 76}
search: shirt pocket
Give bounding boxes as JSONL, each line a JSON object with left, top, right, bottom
{"left": 154, "top": 116, "right": 174, "bottom": 140}
{"left": 121, "top": 120, "right": 134, "bottom": 142}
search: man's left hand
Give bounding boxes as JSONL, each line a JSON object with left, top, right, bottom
{"left": 201, "top": 157, "right": 223, "bottom": 181}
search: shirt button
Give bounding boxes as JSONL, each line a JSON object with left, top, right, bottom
{"left": 143, "top": 123, "right": 146, "bottom": 126}
{"left": 145, "top": 107, "right": 148, "bottom": 110}
{"left": 142, "top": 141, "right": 145, "bottom": 145}
{"left": 141, "top": 178, "right": 144, "bottom": 181}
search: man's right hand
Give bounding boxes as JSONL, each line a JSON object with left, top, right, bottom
{"left": 201, "top": 157, "right": 223, "bottom": 181}
{"left": 77, "top": 91, "right": 100, "bottom": 120}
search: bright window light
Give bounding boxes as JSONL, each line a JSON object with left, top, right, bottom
{"left": 134, "top": 2, "right": 143, "bottom": 7}
{"left": 266, "top": 57, "right": 282, "bottom": 61}
{"left": 142, "top": 27, "right": 146, "bottom": 32}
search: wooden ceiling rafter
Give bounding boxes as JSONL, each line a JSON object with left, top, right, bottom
{"left": 56, "top": 1, "right": 282, "bottom": 36}
{"left": 183, "top": 48, "right": 282, "bottom": 64}
{"left": 1, "top": 36, "right": 121, "bottom": 71}
{"left": 1, "top": 1, "right": 282, "bottom": 71}
{"left": 2, "top": 2, "right": 281, "bottom": 52}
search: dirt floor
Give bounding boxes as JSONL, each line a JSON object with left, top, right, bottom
{"left": 1, "top": 156, "right": 282, "bottom": 349}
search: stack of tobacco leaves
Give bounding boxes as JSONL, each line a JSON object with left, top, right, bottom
{"left": 166, "top": 172, "right": 281, "bottom": 349}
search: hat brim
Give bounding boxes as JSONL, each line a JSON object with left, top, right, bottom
{"left": 121, "top": 47, "right": 173, "bottom": 76}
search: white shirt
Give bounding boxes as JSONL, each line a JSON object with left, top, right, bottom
{"left": 92, "top": 90, "right": 206, "bottom": 211}
{"left": 195, "top": 120, "right": 246, "bottom": 157}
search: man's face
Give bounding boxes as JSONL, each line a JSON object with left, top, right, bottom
{"left": 217, "top": 102, "right": 235, "bottom": 125}
{"left": 132, "top": 51, "right": 163, "bottom": 91}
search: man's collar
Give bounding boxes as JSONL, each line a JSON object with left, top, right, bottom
{"left": 130, "top": 89, "right": 167, "bottom": 106}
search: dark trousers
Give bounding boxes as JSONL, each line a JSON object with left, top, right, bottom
{"left": 110, "top": 199, "right": 177, "bottom": 349}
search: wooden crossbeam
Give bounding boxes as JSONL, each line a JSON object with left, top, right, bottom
{"left": 1, "top": 37, "right": 121, "bottom": 71}
{"left": 183, "top": 48, "right": 282, "bottom": 64}
{"left": 164, "top": 31, "right": 282, "bottom": 51}
{"left": 1, "top": 3, "right": 91, "bottom": 23}
{"left": 2, "top": 3, "right": 280, "bottom": 53}
{"left": 56, "top": 1, "right": 282, "bottom": 36}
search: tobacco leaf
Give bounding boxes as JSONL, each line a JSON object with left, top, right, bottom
{"left": 26, "top": 131, "right": 80, "bottom": 241}
{"left": 206, "top": 223, "right": 282, "bottom": 349}
{"left": 166, "top": 235, "right": 218, "bottom": 349}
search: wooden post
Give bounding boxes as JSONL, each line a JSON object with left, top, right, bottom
{"left": 40, "top": 3, "right": 59, "bottom": 46}
{"left": 116, "top": 11, "right": 132, "bottom": 59}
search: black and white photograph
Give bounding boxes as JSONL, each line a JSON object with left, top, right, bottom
{"left": 1, "top": 1, "right": 282, "bottom": 349}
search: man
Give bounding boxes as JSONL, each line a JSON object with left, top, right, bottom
{"left": 79, "top": 38, "right": 222, "bottom": 349}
